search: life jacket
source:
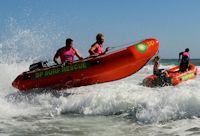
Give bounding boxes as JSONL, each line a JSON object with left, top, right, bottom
{"left": 94, "top": 44, "right": 103, "bottom": 54}
{"left": 183, "top": 52, "right": 190, "bottom": 58}
{"left": 181, "top": 52, "right": 190, "bottom": 63}
{"left": 60, "top": 48, "right": 75, "bottom": 63}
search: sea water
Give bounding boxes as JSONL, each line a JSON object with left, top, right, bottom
{"left": 0, "top": 58, "right": 200, "bottom": 136}
{"left": 1, "top": 27, "right": 200, "bottom": 136}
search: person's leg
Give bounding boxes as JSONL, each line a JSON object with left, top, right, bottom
{"left": 182, "top": 63, "right": 188, "bottom": 72}
{"left": 186, "top": 61, "right": 189, "bottom": 71}
{"left": 179, "top": 63, "right": 184, "bottom": 72}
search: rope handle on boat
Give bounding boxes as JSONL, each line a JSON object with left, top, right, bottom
{"left": 107, "top": 39, "right": 144, "bottom": 51}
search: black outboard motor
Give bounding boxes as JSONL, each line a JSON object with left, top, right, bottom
{"left": 29, "top": 61, "right": 48, "bottom": 71}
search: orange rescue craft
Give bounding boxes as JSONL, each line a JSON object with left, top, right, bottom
{"left": 143, "top": 63, "right": 198, "bottom": 87}
{"left": 12, "top": 38, "right": 160, "bottom": 91}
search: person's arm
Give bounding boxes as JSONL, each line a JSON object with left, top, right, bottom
{"left": 53, "top": 47, "right": 64, "bottom": 64}
{"left": 74, "top": 48, "right": 83, "bottom": 60}
{"left": 103, "top": 47, "right": 110, "bottom": 54}
{"left": 178, "top": 52, "right": 183, "bottom": 62}
{"left": 53, "top": 51, "right": 59, "bottom": 64}
{"left": 88, "top": 44, "right": 98, "bottom": 55}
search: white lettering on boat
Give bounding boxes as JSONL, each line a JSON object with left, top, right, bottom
{"left": 33, "top": 62, "right": 88, "bottom": 79}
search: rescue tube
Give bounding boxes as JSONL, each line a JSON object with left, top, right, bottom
{"left": 12, "top": 38, "right": 160, "bottom": 91}
{"left": 143, "top": 63, "right": 198, "bottom": 87}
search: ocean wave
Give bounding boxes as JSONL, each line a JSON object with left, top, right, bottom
{"left": 0, "top": 60, "right": 200, "bottom": 124}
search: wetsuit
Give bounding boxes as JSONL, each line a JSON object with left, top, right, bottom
{"left": 179, "top": 52, "right": 190, "bottom": 72}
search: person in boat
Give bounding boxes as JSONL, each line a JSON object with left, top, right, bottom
{"left": 179, "top": 48, "right": 190, "bottom": 72}
{"left": 88, "top": 33, "right": 109, "bottom": 56}
{"left": 53, "top": 38, "right": 83, "bottom": 65}
{"left": 153, "top": 56, "right": 169, "bottom": 77}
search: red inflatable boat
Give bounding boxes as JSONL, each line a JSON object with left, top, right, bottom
{"left": 143, "top": 63, "right": 198, "bottom": 87}
{"left": 12, "top": 38, "right": 160, "bottom": 91}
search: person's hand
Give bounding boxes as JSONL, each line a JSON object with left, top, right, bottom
{"left": 105, "top": 47, "right": 110, "bottom": 52}
{"left": 79, "top": 57, "right": 84, "bottom": 60}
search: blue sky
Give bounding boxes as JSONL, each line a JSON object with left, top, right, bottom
{"left": 0, "top": 0, "right": 200, "bottom": 59}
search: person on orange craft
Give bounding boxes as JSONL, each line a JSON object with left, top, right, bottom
{"left": 153, "top": 56, "right": 169, "bottom": 77}
{"left": 88, "top": 33, "right": 109, "bottom": 56}
{"left": 53, "top": 38, "right": 83, "bottom": 65}
{"left": 178, "top": 48, "right": 190, "bottom": 72}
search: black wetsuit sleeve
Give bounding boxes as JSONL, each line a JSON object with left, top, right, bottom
{"left": 55, "top": 47, "right": 65, "bottom": 58}
{"left": 53, "top": 47, "right": 65, "bottom": 64}
{"left": 179, "top": 52, "right": 183, "bottom": 61}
